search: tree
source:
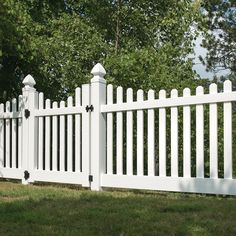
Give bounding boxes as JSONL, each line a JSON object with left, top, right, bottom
{"left": 201, "top": 0, "right": 236, "bottom": 74}
{"left": 0, "top": 0, "right": 203, "bottom": 101}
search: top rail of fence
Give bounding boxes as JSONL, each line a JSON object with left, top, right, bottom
{"left": 101, "top": 88, "right": 236, "bottom": 113}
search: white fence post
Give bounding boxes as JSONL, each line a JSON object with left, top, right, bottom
{"left": 22, "top": 75, "right": 38, "bottom": 184}
{"left": 90, "top": 63, "right": 106, "bottom": 191}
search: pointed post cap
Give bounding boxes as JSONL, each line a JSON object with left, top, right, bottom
{"left": 91, "top": 63, "right": 106, "bottom": 84}
{"left": 23, "top": 74, "right": 36, "bottom": 90}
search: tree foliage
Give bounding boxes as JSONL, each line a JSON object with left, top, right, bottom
{"left": 201, "top": 0, "right": 236, "bottom": 74}
{"left": 0, "top": 0, "right": 202, "bottom": 101}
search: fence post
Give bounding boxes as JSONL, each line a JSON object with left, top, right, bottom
{"left": 22, "top": 75, "right": 38, "bottom": 184}
{"left": 90, "top": 63, "right": 106, "bottom": 191}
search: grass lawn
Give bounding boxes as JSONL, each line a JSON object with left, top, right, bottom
{"left": 0, "top": 181, "right": 236, "bottom": 236}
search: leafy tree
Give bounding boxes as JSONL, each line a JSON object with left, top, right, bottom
{"left": 201, "top": 0, "right": 236, "bottom": 74}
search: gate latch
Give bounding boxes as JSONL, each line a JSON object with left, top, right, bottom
{"left": 24, "top": 170, "right": 30, "bottom": 180}
{"left": 24, "top": 109, "right": 30, "bottom": 119}
{"left": 85, "top": 105, "right": 94, "bottom": 112}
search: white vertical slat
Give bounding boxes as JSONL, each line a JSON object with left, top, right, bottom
{"left": 196, "top": 86, "right": 204, "bottom": 178}
{"left": 126, "top": 88, "right": 133, "bottom": 175}
{"left": 107, "top": 84, "right": 113, "bottom": 174}
{"left": 11, "top": 98, "right": 17, "bottom": 168}
{"left": 148, "top": 90, "right": 155, "bottom": 176}
{"left": 137, "top": 90, "right": 144, "bottom": 176}
{"left": 0, "top": 103, "right": 4, "bottom": 168}
{"left": 116, "top": 86, "right": 123, "bottom": 175}
{"left": 5, "top": 101, "right": 10, "bottom": 168}
{"left": 38, "top": 93, "right": 44, "bottom": 170}
{"left": 75, "top": 88, "right": 81, "bottom": 172}
{"left": 183, "top": 88, "right": 191, "bottom": 178}
{"left": 45, "top": 99, "right": 51, "bottom": 171}
{"left": 209, "top": 83, "right": 218, "bottom": 179}
{"left": 67, "top": 96, "right": 73, "bottom": 172}
{"left": 59, "top": 101, "right": 65, "bottom": 171}
{"left": 170, "top": 89, "right": 178, "bottom": 177}
{"left": 223, "top": 80, "right": 232, "bottom": 179}
{"left": 52, "top": 102, "right": 58, "bottom": 171}
{"left": 18, "top": 95, "right": 23, "bottom": 168}
{"left": 159, "top": 90, "right": 166, "bottom": 177}
{"left": 81, "top": 84, "right": 90, "bottom": 178}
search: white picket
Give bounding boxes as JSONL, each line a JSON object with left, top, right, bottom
{"left": 0, "top": 104, "right": 4, "bottom": 168}
{"left": 11, "top": 99, "right": 17, "bottom": 168}
{"left": 59, "top": 101, "right": 65, "bottom": 171}
{"left": 81, "top": 84, "right": 90, "bottom": 177}
{"left": 209, "top": 83, "right": 218, "bottom": 179}
{"left": 183, "top": 88, "right": 191, "bottom": 177}
{"left": 5, "top": 101, "right": 10, "bottom": 168}
{"left": 18, "top": 95, "right": 23, "bottom": 168}
{"left": 196, "top": 86, "right": 204, "bottom": 178}
{"left": 116, "top": 86, "right": 123, "bottom": 175}
{"left": 52, "top": 102, "right": 58, "bottom": 171}
{"left": 75, "top": 88, "right": 81, "bottom": 172}
{"left": 67, "top": 96, "right": 73, "bottom": 172}
{"left": 170, "top": 89, "right": 178, "bottom": 177}
{"left": 148, "top": 90, "right": 155, "bottom": 176}
{"left": 45, "top": 99, "right": 51, "bottom": 171}
{"left": 126, "top": 88, "right": 133, "bottom": 175}
{"left": 223, "top": 80, "right": 232, "bottom": 179}
{"left": 38, "top": 93, "right": 44, "bottom": 170}
{"left": 159, "top": 90, "right": 166, "bottom": 177}
{"left": 137, "top": 90, "right": 144, "bottom": 176}
{"left": 107, "top": 84, "right": 113, "bottom": 174}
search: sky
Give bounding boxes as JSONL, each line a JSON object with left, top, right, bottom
{"left": 192, "top": 35, "right": 231, "bottom": 79}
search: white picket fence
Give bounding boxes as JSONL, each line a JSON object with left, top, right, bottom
{"left": 0, "top": 63, "right": 236, "bottom": 195}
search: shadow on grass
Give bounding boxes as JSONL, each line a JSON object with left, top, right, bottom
{"left": 0, "top": 187, "right": 236, "bottom": 236}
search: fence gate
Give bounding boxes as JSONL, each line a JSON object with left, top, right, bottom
{"left": 0, "top": 75, "right": 92, "bottom": 187}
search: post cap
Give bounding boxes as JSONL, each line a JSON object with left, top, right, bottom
{"left": 91, "top": 63, "right": 106, "bottom": 77}
{"left": 23, "top": 74, "right": 36, "bottom": 88}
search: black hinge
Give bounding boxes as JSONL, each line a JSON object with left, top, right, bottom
{"left": 89, "top": 175, "right": 93, "bottom": 182}
{"left": 24, "top": 109, "right": 30, "bottom": 119}
{"left": 24, "top": 170, "right": 30, "bottom": 180}
{"left": 85, "top": 105, "right": 94, "bottom": 112}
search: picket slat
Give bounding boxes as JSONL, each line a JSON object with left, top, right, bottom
{"left": 116, "top": 87, "right": 123, "bottom": 175}
{"left": 67, "top": 96, "right": 73, "bottom": 172}
{"left": 196, "top": 86, "right": 204, "bottom": 178}
{"left": 38, "top": 93, "right": 44, "bottom": 170}
{"left": 137, "top": 90, "right": 144, "bottom": 176}
{"left": 75, "top": 88, "right": 81, "bottom": 172}
{"left": 148, "top": 90, "right": 155, "bottom": 176}
{"left": 107, "top": 85, "right": 113, "bottom": 174}
{"left": 52, "top": 102, "right": 58, "bottom": 171}
{"left": 183, "top": 88, "right": 191, "bottom": 177}
{"left": 18, "top": 95, "right": 23, "bottom": 168}
{"left": 5, "top": 101, "right": 10, "bottom": 168}
{"left": 45, "top": 99, "right": 51, "bottom": 171}
{"left": 11, "top": 99, "right": 17, "bottom": 168}
{"left": 59, "top": 101, "right": 65, "bottom": 171}
{"left": 159, "top": 90, "right": 166, "bottom": 177}
{"left": 171, "top": 89, "right": 178, "bottom": 177}
{"left": 126, "top": 88, "right": 133, "bottom": 175}
{"left": 0, "top": 104, "right": 4, "bottom": 168}
{"left": 223, "top": 80, "right": 232, "bottom": 179}
{"left": 209, "top": 83, "right": 218, "bottom": 179}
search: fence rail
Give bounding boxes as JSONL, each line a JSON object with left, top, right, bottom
{"left": 0, "top": 63, "right": 236, "bottom": 195}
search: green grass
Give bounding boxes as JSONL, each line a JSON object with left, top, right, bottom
{"left": 0, "top": 181, "right": 236, "bottom": 235}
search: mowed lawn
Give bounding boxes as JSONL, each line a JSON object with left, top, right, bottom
{"left": 0, "top": 181, "right": 236, "bottom": 236}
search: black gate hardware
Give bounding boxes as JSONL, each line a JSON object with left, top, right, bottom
{"left": 86, "top": 105, "right": 94, "bottom": 112}
{"left": 89, "top": 175, "right": 93, "bottom": 182}
{"left": 24, "top": 170, "right": 30, "bottom": 180}
{"left": 24, "top": 109, "right": 30, "bottom": 119}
